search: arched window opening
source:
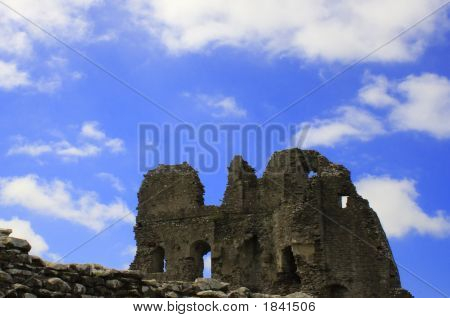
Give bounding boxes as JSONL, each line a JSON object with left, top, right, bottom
{"left": 190, "top": 241, "right": 211, "bottom": 278}
{"left": 328, "top": 284, "right": 349, "bottom": 298}
{"left": 281, "top": 246, "right": 301, "bottom": 283}
{"left": 150, "top": 246, "right": 166, "bottom": 273}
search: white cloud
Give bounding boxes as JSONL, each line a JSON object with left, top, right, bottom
{"left": 0, "top": 58, "right": 72, "bottom": 93}
{"left": 0, "top": 217, "right": 49, "bottom": 256}
{"left": 296, "top": 106, "right": 385, "bottom": 148}
{"left": 81, "top": 122, "right": 126, "bottom": 153}
{"left": 358, "top": 74, "right": 398, "bottom": 108}
{"left": 81, "top": 121, "right": 107, "bottom": 140}
{"left": 0, "top": 0, "right": 101, "bottom": 52}
{"left": 196, "top": 94, "right": 247, "bottom": 118}
{"left": 8, "top": 139, "right": 102, "bottom": 159}
{"left": 35, "top": 75, "right": 63, "bottom": 93}
{"left": 7, "top": 121, "right": 125, "bottom": 160}
{"left": 360, "top": 72, "right": 450, "bottom": 138}
{"left": 104, "top": 139, "right": 125, "bottom": 153}
{"left": 0, "top": 175, "right": 134, "bottom": 232}
{"left": 298, "top": 72, "right": 450, "bottom": 147}
{"left": 96, "top": 172, "right": 125, "bottom": 192}
{"left": 0, "top": 60, "right": 30, "bottom": 90}
{"left": 388, "top": 73, "right": 450, "bottom": 138}
{"left": 7, "top": 142, "right": 53, "bottom": 157}
{"left": 54, "top": 141, "right": 102, "bottom": 158}
{"left": 0, "top": 0, "right": 102, "bottom": 91}
{"left": 127, "top": 0, "right": 448, "bottom": 63}
{"left": 356, "top": 176, "right": 450, "bottom": 238}
{"left": 71, "top": 71, "right": 84, "bottom": 80}
{"left": 92, "top": 31, "right": 117, "bottom": 43}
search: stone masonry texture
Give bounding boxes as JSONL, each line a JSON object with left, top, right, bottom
{"left": 0, "top": 149, "right": 411, "bottom": 297}
{"left": 0, "top": 227, "right": 311, "bottom": 298}
{"left": 131, "top": 149, "right": 411, "bottom": 297}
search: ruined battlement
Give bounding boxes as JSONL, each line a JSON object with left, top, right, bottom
{"left": 131, "top": 148, "right": 411, "bottom": 297}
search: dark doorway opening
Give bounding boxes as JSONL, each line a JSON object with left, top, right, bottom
{"left": 239, "top": 235, "right": 262, "bottom": 290}
{"left": 281, "top": 246, "right": 301, "bottom": 283}
{"left": 150, "top": 246, "right": 166, "bottom": 273}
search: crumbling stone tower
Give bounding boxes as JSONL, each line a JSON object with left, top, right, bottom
{"left": 131, "top": 149, "right": 409, "bottom": 297}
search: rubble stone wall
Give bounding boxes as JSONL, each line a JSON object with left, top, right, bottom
{"left": 0, "top": 228, "right": 311, "bottom": 298}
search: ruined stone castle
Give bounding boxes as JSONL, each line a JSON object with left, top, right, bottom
{"left": 131, "top": 148, "right": 410, "bottom": 297}
{"left": 0, "top": 148, "right": 411, "bottom": 297}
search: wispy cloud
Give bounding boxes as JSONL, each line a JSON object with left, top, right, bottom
{"left": 0, "top": 58, "right": 78, "bottom": 93}
{"left": 0, "top": 175, "right": 134, "bottom": 232}
{"left": 7, "top": 121, "right": 125, "bottom": 160}
{"left": 81, "top": 121, "right": 125, "bottom": 153}
{"left": 0, "top": 60, "right": 30, "bottom": 90}
{"left": 0, "top": 0, "right": 103, "bottom": 92}
{"left": 53, "top": 141, "right": 102, "bottom": 158}
{"left": 187, "top": 93, "right": 247, "bottom": 118}
{"left": 6, "top": 141, "right": 53, "bottom": 157}
{"left": 296, "top": 106, "right": 385, "bottom": 148}
{"left": 81, "top": 121, "right": 107, "bottom": 140}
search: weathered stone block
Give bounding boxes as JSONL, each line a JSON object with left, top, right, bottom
{"left": 46, "top": 278, "right": 71, "bottom": 293}
{"left": 6, "top": 268, "right": 33, "bottom": 276}
{"left": 106, "top": 279, "right": 123, "bottom": 289}
{"left": 196, "top": 290, "right": 227, "bottom": 298}
{"left": 12, "top": 283, "right": 31, "bottom": 292}
{"left": 194, "top": 278, "right": 229, "bottom": 292}
{"left": 73, "top": 283, "right": 86, "bottom": 295}
{"left": 228, "top": 287, "right": 251, "bottom": 298}
{"left": 0, "top": 228, "right": 12, "bottom": 237}
{"left": 0, "top": 237, "right": 31, "bottom": 253}
{"left": 0, "top": 270, "right": 13, "bottom": 283}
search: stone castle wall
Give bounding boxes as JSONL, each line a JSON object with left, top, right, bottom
{"left": 131, "top": 149, "right": 411, "bottom": 297}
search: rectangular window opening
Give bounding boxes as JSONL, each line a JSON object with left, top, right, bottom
{"left": 341, "top": 195, "right": 349, "bottom": 209}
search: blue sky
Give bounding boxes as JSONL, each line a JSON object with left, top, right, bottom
{"left": 0, "top": 0, "right": 449, "bottom": 297}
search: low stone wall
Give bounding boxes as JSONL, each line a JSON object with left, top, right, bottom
{"left": 0, "top": 229, "right": 311, "bottom": 298}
